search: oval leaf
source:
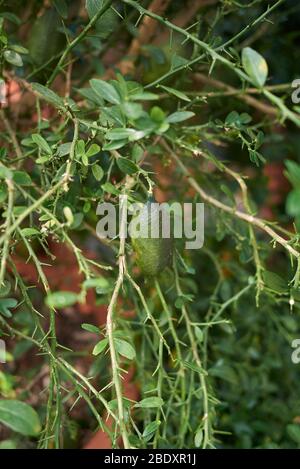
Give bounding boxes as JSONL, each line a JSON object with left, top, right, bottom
{"left": 20, "top": 227, "right": 40, "bottom": 237}
{"left": 4, "top": 50, "right": 23, "bottom": 67}
{"left": 13, "top": 171, "right": 32, "bottom": 186}
{"left": 46, "top": 291, "right": 78, "bottom": 309}
{"left": 32, "top": 83, "right": 65, "bottom": 108}
{"left": 167, "top": 111, "right": 195, "bottom": 123}
{"left": 116, "top": 158, "right": 139, "bottom": 175}
{"left": 114, "top": 338, "right": 136, "bottom": 360}
{"left": 93, "top": 338, "right": 108, "bottom": 356}
{"left": 142, "top": 420, "right": 161, "bottom": 441}
{"left": 90, "top": 79, "right": 121, "bottom": 104}
{"left": 242, "top": 47, "right": 268, "bottom": 87}
{"left": 92, "top": 164, "right": 104, "bottom": 181}
{"left": 0, "top": 400, "right": 41, "bottom": 436}
{"left": 134, "top": 396, "right": 164, "bottom": 408}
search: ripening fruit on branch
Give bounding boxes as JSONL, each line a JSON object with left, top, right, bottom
{"left": 131, "top": 197, "right": 173, "bottom": 277}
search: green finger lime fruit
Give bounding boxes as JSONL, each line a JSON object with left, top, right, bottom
{"left": 131, "top": 197, "right": 173, "bottom": 277}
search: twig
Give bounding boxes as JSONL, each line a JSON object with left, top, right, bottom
{"left": 161, "top": 140, "right": 300, "bottom": 262}
{"left": 152, "top": 0, "right": 218, "bottom": 46}
{"left": 194, "top": 72, "right": 277, "bottom": 117}
{"left": 0, "top": 178, "right": 14, "bottom": 286}
{"left": 128, "top": 0, "right": 299, "bottom": 125}
{"left": 46, "top": 0, "right": 113, "bottom": 86}
{"left": 126, "top": 272, "right": 172, "bottom": 357}
{"left": 0, "top": 109, "right": 23, "bottom": 167}
{"left": 117, "top": 0, "right": 172, "bottom": 75}
{"left": 105, "top": 181, "right": 132, "bottom": 448}
{"left": 174, "top": 260, "right": 211, "bottom": 448}
{"left": 142, "top": 0, "right": 284, "bottom": 88}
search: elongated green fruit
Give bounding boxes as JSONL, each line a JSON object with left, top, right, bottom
{"left": 131, "top": 197, "right": 173, "bottom": 277}
{"left": 28, "top": 8, "right": 65, "bottom": 68}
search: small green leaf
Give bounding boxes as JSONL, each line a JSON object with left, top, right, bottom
{"left": 92, "top": 338, "right": 108, "bottom": 356}
{"left": 242, "top": 47, "right": 268, "bottom": 87}
{"left": 46, "top": 291, "right": 78, "bottom": 309}
{"left": 122, "top": 102, "right": 144, "bottom": 119}
{"left": 82, "top": 154, "right": 89, "bottom": 166}
{"left": 286, "top": 189, "right": 300, "bottom": 217}
{"left": 9, "top": 44, "right": 28, "bottom": 54}
{"left": 103, "top": 140, "right": 128, "bottom": 151}
{"left": 262, "top": 270, "right": 288, "bottom": 294}
{"left": 76, "top": 139, "right": 85, "bottom": 157}
{"left": 57, "top": 142, "right": 72, "bottom": 157}
{"left": 81, "top": 323, "right": 100, "bottom": 334}
{"left": 0, "top": 298, "right": 17, "bottom": 318}
{"left": 167, "top": 111, "right": 195, "bottom": 123}
{"left": 32, "top": 83, "right": 65, "bottom": 108}
{"left": 159, "top": 85, "right": 190, "bottom": 102}
{"left": 86, "top": 143, "right": 100, "bottom": 157}
{"left": 132, "top": 143, "right": 144, "bottom": 162}
{"left": 0, "top": 400, "right": 41, "bottom": 436}
{"left": 116, "top": 158, "right": 139, "bottom": 175}
{"left": 4, "top": 49, "right": 23, "bottom": 66}
{"left": 32, "top": 134, "right": 52, "bottom": 154}
{"left": 90, "top": 79, "right": 121, "bottom": 104}
{"left": 63, "top": 206, "right": 74, "bottom": 225}
{"left": 150, "top": 106, "right": 166, "bottom": 123}
{"left": 101, "top": 182, "right": 120, "bottom": 195}
{"left": 195, "top": 326, "right": 203, "bottom": 343}
{"left": 142, "top": 421, "right": 161, "bottom": 441}
{"left": 20, "top": 227, "right": 40, "bottom": 237}
{"left": 92, "top": 164, "right": 104, "bottom": 181}
{"left": 285, "top": 160, "right": 300, "bottom": 189}
{"left": 12, "top": 171, "right": 32, "bottom": 186}
{"left": 36, "top": 156, "right": 50, "bottom": 164}
{"left": 0, "top": 166, "right": 12, "bottom": 180}
{"left": 114, "top": 338, "right": 136, "bottom": 360}
{"left": 174, "top": 296, "right": 185, "bottom": 309}
{"left": 83, "top": 277, "right": 110, "bottom": 292}
{"left": 194, "top": 428, "right": 203, "bottom": 448}
{"left": 131, "top": 92, "right": 158, "bottom": 101}
{"left": 106, "top": 128, "right": 141, "bottom": 140}
{"left": 135, "top": 397, "right": 164, "bottom": 409}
